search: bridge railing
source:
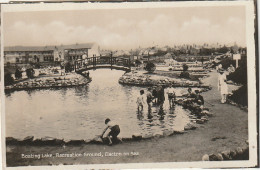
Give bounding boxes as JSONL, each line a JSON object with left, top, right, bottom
{"left": 74, "top": 56, "right": 131, "bottom": 72}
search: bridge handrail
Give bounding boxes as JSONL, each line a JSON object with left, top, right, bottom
{"left": 74, "top": 56, "right": 131, "bottom": 72}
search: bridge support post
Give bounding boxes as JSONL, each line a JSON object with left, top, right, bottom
{"left": 128, "top": 58, "right": 131, "bottom": 71}
{"left": 93, "top": 56, "right": 96, "bottom": 69}
{"left": 110, "top": 56, "right": 113, "bottom": 67}
{"left": 110, "top": 52, "right": 113, "bottom": 70}
{"left": 74, "top": 61, "right": 77, "bottom": 72}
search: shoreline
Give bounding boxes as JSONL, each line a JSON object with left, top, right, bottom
{"left": 5, "top": 73, "right": 92, "bottom": 93}
{"left": 118, "top": 71, "right": 211, "bottom": 88}
{"left": 5, "top": 70, "right": 249, "bottom": 166}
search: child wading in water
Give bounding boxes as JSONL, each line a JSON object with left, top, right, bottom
{"left": 136, "top": 90, "right": 145, "bottom": 112}
{"left": 167, "top": 85, "right": 176, "bottom": 108}
{"left": 146, "top": 88, "right": 153, "bottom": 111}
{"left": 101, "top": 118, "right": 121, "bottom": 145}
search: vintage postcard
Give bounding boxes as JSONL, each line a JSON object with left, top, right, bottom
{"left": 1, "top": 1, "right": 258, "bottom": 169}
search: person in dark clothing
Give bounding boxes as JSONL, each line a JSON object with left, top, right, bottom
{"left": 26, "top": 68, "right": 35, "bottom": 79}
{"left": 157, "top": 86, "right": 165, "bottom": 105}
{"left": 159, "top": 86, "right": 165, "bottom": 104}
{"left": 146, "top": 87, "right": 153, "bottom": 110}
{"left": 186, "top": 87, "right": 196, "bottom": 98}
{"left": 194, "top": 90, "right": 204, "bottom": 105}
{"left": 152, "top": 86, "right": 158, "bottom": 104}
{"left": 15, "top": 68, "right": 22, "bottom": 79}
{"left": 101, "top": 118, "right": 121, "bottom": 145}
{"left": 86, "top": 71, "right": 90, "bottom": 78}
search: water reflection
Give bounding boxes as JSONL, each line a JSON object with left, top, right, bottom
{"left": 5, "top": 69, "right": 192, "bottom": 140}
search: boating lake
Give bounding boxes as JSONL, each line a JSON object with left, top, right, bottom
{"left": 5, "top": 69, "right": 192, "bottom": 141}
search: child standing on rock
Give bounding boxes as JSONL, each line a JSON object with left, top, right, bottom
{"left": 137, "top": 90, "right": 145, "bottom": 112}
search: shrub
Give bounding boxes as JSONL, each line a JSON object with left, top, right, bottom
{"left": 229, "top": 85, "right": 247, "bottom": 106}
{"left": 179, "top": 64, "right": 190, "bottom": 79}
{"left": 26, "top": 68, "right": 35, "bottom": 79}
{"left": 135, "top": 59, "right": 142, "bottom": 66}
{"left": 144, "top": 61, "right": 156, "bottom": 73}
{"left": 65, "top": 62, "right": 73, "bottom": 73}
{"left": 4, "top": 73, "right": 14, "bottom": 86}
{"left": 227, "top": 55, "right": 247, "bottom": 106}
{"left": 219, "top": 58, "right": 236, "bottom": 70}
{"left": 34, "top": 63, "right": 42, "bottom": 69}
{"left": 179, "top": 71, "right": 190, "bottom": 79}
{"left": 15, "top": 69, "right": 22, "bottom": 79}
{"left": 227, "top": 57, "right": 247, "bottom": 85}
{"left": 182, "top": 64, "right": 189, "bottom": 71}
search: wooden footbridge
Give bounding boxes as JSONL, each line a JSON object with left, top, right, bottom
{"left": 74, "top": 56, "right": 131, "bottom": 73}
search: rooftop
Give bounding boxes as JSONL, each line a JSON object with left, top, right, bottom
{"left": 5, "top": 43, "right": 95, "bottom": 52}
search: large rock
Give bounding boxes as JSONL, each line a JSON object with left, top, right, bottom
{"left": 229, "top": 150, "right": 237, "bottom": 159}
{"left": 221, "top": 150, "right": 231, "bottom": 160}
{"left": 202, "top": 154, "right": 209, "bottom": 161}
{"left": 174, "top": 130, "right": 186, "bottom": 134}
{"left": 184, "top": 123, "right": 198, "bottom": 130}
{"left": 66, "top": 139, "right": 86, "bottom": 145}
{"left": 142, "top": 134, "right": 153, "bottom": 139}
{"left": 22, "top": 136, "right": 34, "bottom": 144}
{"left": 6, "top": 137, "right": 19, "bottom": 145}
{"left": 245, "top": 140, "right": 249, "bottom": 145}
{"left": 209, "top": 153, "right": 223, "bottom": 161}
{"left": 122, "top": 137, "right": 133, "bottom": 141}
{"left": 153, "top": 131, "right": 164, "bottom": 138}
{"left": 163, "top": 130, "right": 174, "bottom": 136}
{"left": 38, "top": 137, "right": 65, "bottom": 145}
{"left": 196, "top": 119, "right": 205, "bottom": 124}
{"left": 234, "top": 147, "right": 246, "bottom": 160}
{"left": 201, "top": 116, "right": 209, "bottom": 121}
{"left": 132, "top": 133, "right": 142, "bottom": 141}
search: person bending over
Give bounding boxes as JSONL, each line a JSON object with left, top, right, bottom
{"left": 101, "top": 118, "right": 121, "bottom": 145}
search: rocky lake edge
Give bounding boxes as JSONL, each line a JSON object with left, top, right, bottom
{"left": 5, "top": 73, "right": 92, "bottom": 92}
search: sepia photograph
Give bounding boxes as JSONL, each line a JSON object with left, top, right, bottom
{"left": 1, "top": 1, "right": 258, "bottom": 169}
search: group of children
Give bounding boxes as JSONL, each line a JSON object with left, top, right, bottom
{"left": 136, "top": 85, "right": 177, "bottom": 112}
{"left": 185, "top": 87, "right": 205, "bottom": 106}
{"left": 100, "top": 87, "right": 204, "bottom": 146}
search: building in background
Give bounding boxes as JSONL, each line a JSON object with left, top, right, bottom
{"left": 4, "top": 43, "right": 100, "bottom": 65}
{"left": 4, "top": 46, "right": 55, "bottom": 64}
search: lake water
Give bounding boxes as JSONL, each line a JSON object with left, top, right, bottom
{"left": 5, "top": 69, "right": 192, "bottom": 141}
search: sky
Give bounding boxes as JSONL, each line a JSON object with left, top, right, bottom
{"left": 3, "top": 6, "right": 246, "bottom": 50}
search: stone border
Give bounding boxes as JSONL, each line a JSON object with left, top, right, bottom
{"left": 202, "top": 142, "right": 249, "bottom": 161}
{"left": 118, "top": 74, "right": 211, "bottom": 88}
{"left": 5, "top": 128, "right": 189, "bottom": 146}
{"left": 5, "top": 75, "right": 92, "bottom": 92}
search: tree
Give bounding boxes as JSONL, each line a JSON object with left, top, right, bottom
{"left": 218, "top": 46, "right": 229, "bottom": 54}
{"left": 219, "top": 57, "right": 236, "bottom": 70}
{"left": 182, "top": 64, "right": 189, "bottom": 71}
{"left": 135, "top": 59, "right": 142, "bottom": 67}
{"left": 144, "top": 61, "right": 156, "bottom": 73}
{"left": 227, "top": 57, "right": 247, "bottom": 85}
{"left": 26, "top": 68, "right": 35, "bottom": 79}
{"left": 4, "top": 73, "right": 14, "bottom": 86}
{"left": 180, "top": 64, "right": 190, "bottom": 79}
{"left": 227, "top": 55, "right": 247, "bottom": 106}
{"left": 15, "top": 68, "right": 22, "bottom": 79}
